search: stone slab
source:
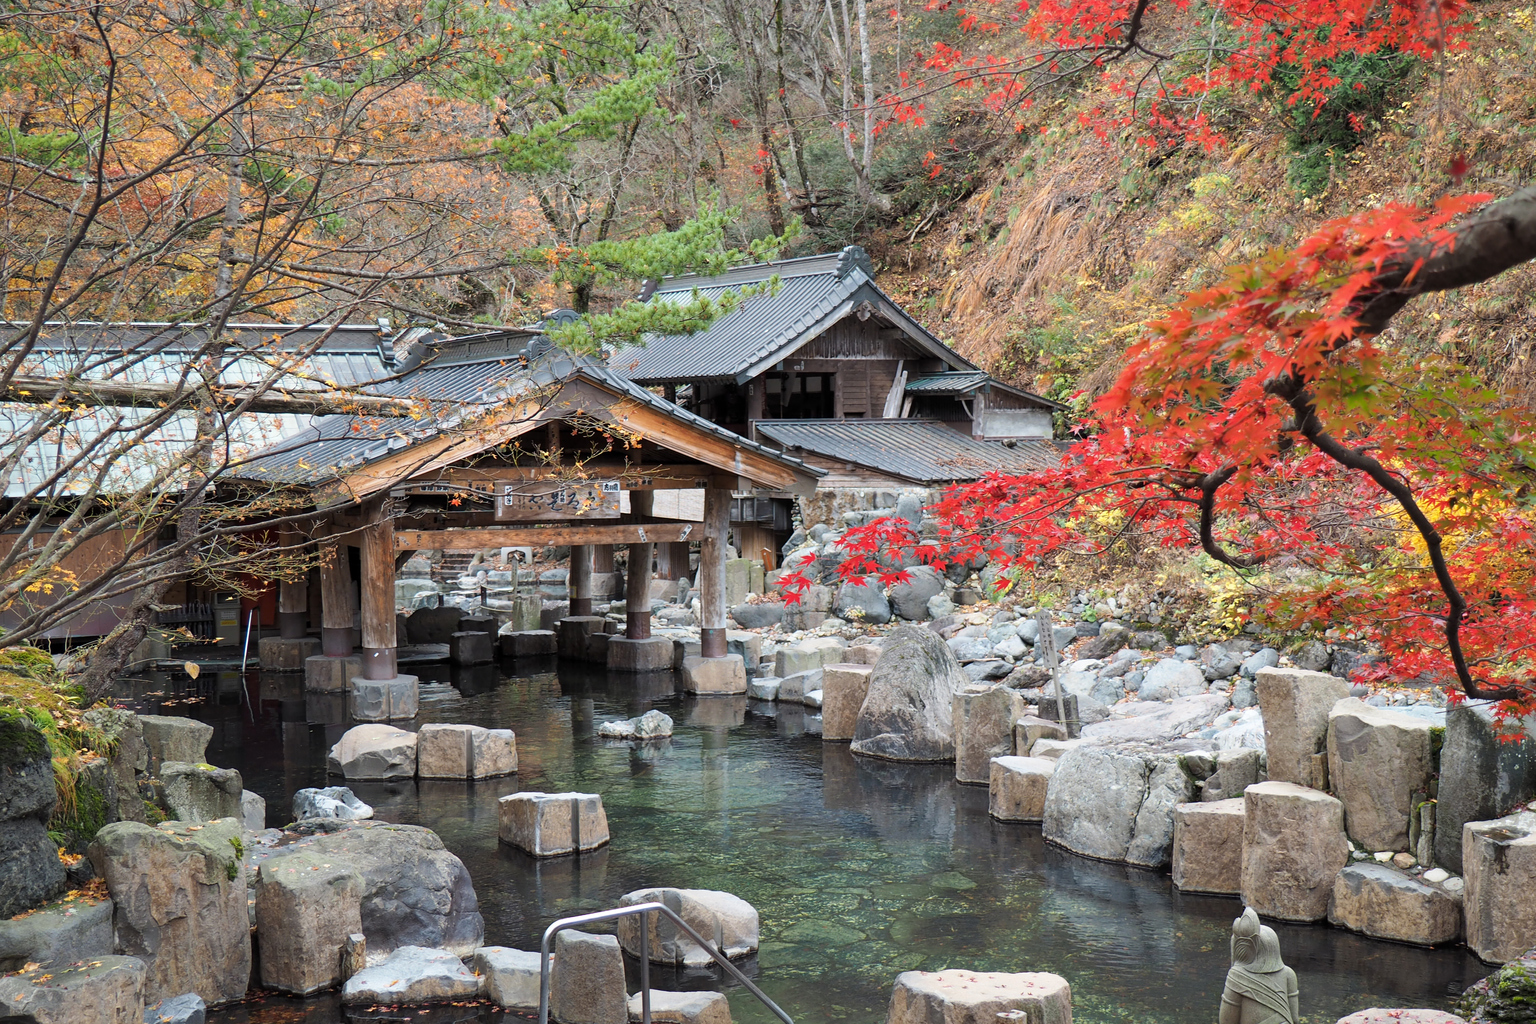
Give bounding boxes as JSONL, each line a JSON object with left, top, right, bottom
{"left": 327, "top": 725, "right": 418, "bottom": 780}
{"left": 0, "top": 893, "right": 114, "bottom": 973}
{"left": 1327, "top": 698, "right": 1434, "bottom": 852}
{"left": 681, "top": 655, "right": 747, "bottom": 695}
{"left": 551, "top": 931, "right": 626, "bottom": 1024}
{"left": 1254, "top": 667, "right": 1350, "bottom": 787}
{"left": 1327, "top": 863, "right": 1462, "bottom": 946}
{"left": 1172, "top": 798, "right": 1245, "bottom": 895}
{"left": 417, "top": 724, "right": 518, "bottom": 780}
{"left": 626, "top": 991, "right": 732, "bottom": 1024}
{"left": 138, "top": 716, "right": 213, "bottom": 771}
{"left": 886, "top": 970, "right": 1072, "bottom": 1024}
{"left": 988, "top": 756, "right": 1055, "bottom": 823}
{"left": 954, "top": 686, "right": 1024, "bottom": 784}
{"left": 607, "top": 636, "right": 674, "bottom": 673}
{"left": 449, "top": 631, "right": 494, "bottom": 666}
{"left": 501, "top": 629, "right": 558, "bottom": 659}
{"left": 257, "top": 636, "right": 320, "bottom": 672}
{"left": 341, "top": 945, "right": 482, "bottom": 1005}
{"left": 348, "top": 675, "right": 419, "bottom": 722}
{"left": 1464, "top": 810, "right": 1536, "bottom": 963}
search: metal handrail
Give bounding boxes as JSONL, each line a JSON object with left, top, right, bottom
{"left": 538, "top": 901, "right": 794, "bottom": 1024}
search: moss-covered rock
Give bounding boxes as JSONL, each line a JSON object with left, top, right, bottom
{"left": 1459, "top": 950, "right": 1536, "bottom": 1024}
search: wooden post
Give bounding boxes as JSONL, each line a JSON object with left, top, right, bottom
{"left": 669, "top": 542, "right": 692, "bottom": 580}
{"left": 277, "top": 527, "right": 308, "bottom": 639}
{"left": 700, "top": 487, "right": 730, "bottom": 658}
{"left": 318, "top": 537, "right": 353, "bottom": 657}
{"left": 592, "top": 545, "right": 614, "bottom": 573}
{"left": 569, "top": 544, "right": 593, "bottom": 617}
{"left": 358, "top": 504, "right": 398, "bottom": 680}
{"left": 626, "top": 492, "right": 654, "bottom": 640}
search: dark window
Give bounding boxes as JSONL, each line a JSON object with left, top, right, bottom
{"left": 764, "top": 373, "right": 836, "bottom": 418}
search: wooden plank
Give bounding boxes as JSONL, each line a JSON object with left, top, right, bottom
{"left": 410, "top": 464, "right": 716, "bottom": 490}
{"left": 393, "top": 523, "right": 696, "bottom": 550}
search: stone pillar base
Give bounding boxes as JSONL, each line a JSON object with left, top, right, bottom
{"left": 606, "top": 637, "right": 673, "bottom": 674}
{"left": 557, "top": 616, "right": 606, "bottom": 660}
{"left": 449, "top": 631, "right": 494, "bottom": 666}
{"left": 680, "top": 654, "right": 746, "bottom": 695}
{"left": 500, "top": 630, "right": 557, "bottom": 658}
{"left": 306, "top": 654, "right": 362, "bottom": 692}
{"left": 584, "top": 632, "right": 611, "bottom": 664}
{"left": 348, "top": 674, "right": 420, "bottom": 721}
{"left": 258, "top": 636, "right": 321, "bottom": 672}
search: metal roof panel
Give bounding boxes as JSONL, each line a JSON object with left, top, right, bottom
{"left": 754, "top": 419, "right": 1063, "bottom": 483}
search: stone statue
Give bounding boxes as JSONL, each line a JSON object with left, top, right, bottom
{"left": 1219, "top": 907, "right": 1299, "bottom": 1024}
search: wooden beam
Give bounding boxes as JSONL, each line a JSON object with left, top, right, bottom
{"left": 0, "top": 374, "right": 420, "bottom": 417}
{"left": 393, "top": 523, "right": 695, "bottom": 550}
{"left": 405, "top": 464, "right": 716, "bottom": 490}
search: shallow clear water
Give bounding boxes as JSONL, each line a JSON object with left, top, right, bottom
{"left": 121, "top": 660, "right": 1491, "bottom": 1024}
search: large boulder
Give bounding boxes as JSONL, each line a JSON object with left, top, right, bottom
{"left": 1327, "top": 863, "right": 1462, "bottom": 946}
{"left": 851, "top": 626, "right": 969, "bottom": 762}
{"left": 835, "top": 580, "right": 892, "bottom": 624}
{"left": 0, "top": 954, "right": 146, "bottom": 1024}
{"left": 254, "top": 849, "right": 364, "bottom": 995}
{"left": 1172, "top": 798, "right": 1245, "bottom": 895}
{"left": 341, "top": 945, "right": 482, "bottom": 1005}
{"left": 0, "top": 715, "right": 65, "bottom": 917}
{"left": 138, "top": 716, "right": 213, "bottom": 772}
{"left": 953, "top": 686, "right": 1025, "bottom": 784}
{"left": 88, "top": 819, "right": 249, "bottom": 1006}
{"left": 1041, "top": 746, "right": 1195, "bottom": 867}
{"left": 254, "top": 821, "right": 483, "bottom": 960}
{"left": 1240, "top": 781, "right": 1350, "bottom": 922}
{"left": 1327, "top": 698, "right": 1434, "bottom": 852}
{"left": 416, "top": 724, "right": 517, "bottom": 779}
{"left": 326, "top": 725, "right": 418, "bottom": 780}
{"left": 886, "top": 970, "right": 1072, "bottom": 1024}
{"left": 888, "top": 566, "right": 945, "bottom": 621}
{"left": 1436, "top": 703, "right": 1536, "bottom": 875}
{"left": 615, "top": 887, "right": 759, "bottom": 965}
{"left": 159, "top": 763, "right": 243, "bottom": 824}
{"left": 0, "top": 890, "right": 114, "bottom": 973}
{"left": 550, "top": 930, "right": 626, "bottom": 1024}
{"left": 1254, "top": 667, "right": 1350, "bottom": 787}
{"left": 1464, "top": 810, "right": 1536, "bottom": 964}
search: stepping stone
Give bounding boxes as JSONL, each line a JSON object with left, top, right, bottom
{"left": 626, "top": 990, "right": 732, "bottom": 1024}
{"left": 416, "top": 724, "right": 517, "bottom": 779}
{"left": 348, "top": 674, "right": 419, "bottom": 722}
{"left": 888, "top": 970, "right": 1071, "bottom": 1024}
{"left": 0, "top": 955, "right": 147, "bottom": 1024}
{"left": 1240, "top": 781, "right": 1350, "bottom": 921}
{"left": 254, "top": 850, "right": 364, "bottom": 995}
{"left": 1172, "top": 798, "right": 1244, "bottom": 895}
{"left": 341, "top": 945, "right": 481, "bottom": 1005}
{"left": 498, "top": 792, "right": 609, "bottom": 857}
{"left": 615, "top": 888, "right": 759, "bottom": 965}
{"left": 551, "top": 931, "right": 625, "bottom": 1024}
{"left": 1327, "top": 863, "right": 1462, "bottom": 946}
{"left": 472, "top": 946, "right": 541, "bottom": 1010}
{"left": 327, "top": 725, "right": 418, "bottom": 780}
{"left": 989, "top": 756, "right": 1055, "bottom": 823}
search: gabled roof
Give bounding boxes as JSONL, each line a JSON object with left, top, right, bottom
{"left": 754, "top": 419, "right": 1063, "bottom": 484}
{"left": 607, "top": 246, "right": 979, "bottom": 386}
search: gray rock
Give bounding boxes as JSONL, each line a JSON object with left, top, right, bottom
{"left": 83, "top": 708, "right": 149, "bottom": 825}
{"left": 730, "top": 603, "right": 784, "bottom": 629}
{"left": 341, "top": 945, "right": 481, "bottom": 1005}
{"left": 406, "top": 607, "right": 466, "bottom": 644}
{"left": 0, "top": 819, "right": 66, "bottom": 921}
{"left": 1172, "top": 799, "right": 1245, "bottom": 894}
{"left": 887, "top": 969, "right": 1072, "bottom": 1024}
{"left": 1456, "top": 949, "right": 1536, "bottom": 1022}
{"left": 851, "top": 626, "right": 970, "bottom": 762}
{"left": 88, "top": 819, "right": 249, "bottom": 1006}
{"left": 1127, "top": 756, "right": 1199, "bottom": 867}
{"left": 1174, "top": 645, "right": 1199, "bottom": 659}
{"left": 1327, "top": 698, "right": 1434, "bottom": 852}
{"left": 1328, "top": 863, "right": 1462, "bottom": 946}
{"left": 1041, "top": 747, "right": 1192, "bottom": 866}
{"left": 159, "top": 763, "right": 242, "bottom": 824}
{"left": 292, "top": 786, "right": 374, "bottom": 822}
{"left": 947, "top": 636, "right": 994, "bottom": 663}
{"left": 1074, "top": 620, "right": 1101, "bottom": 637}
{"left": 1200, "top": 647, "right": 1245, "bottom": 681}
{"left": 498, "top": 792, "right": 609, "bottom": 857}
{"left": 0, "top": 954, "right": 146, "bottom": 1024}
{"left": 0, "top": 889, "right": 113, "bottom": 973}
{"left": 1231, "top": 677, "right": 1258, "bottom": 709}
{"left": 138, "top": 716, "right": 212, "bottom": 772}
{"left": 255, "top": 821, "right": 483, "bottom": 960}
{"left": 1081, "top": 695, "right": 1228, "bottom": 744}
{"left": 953, "top": 686, "right": 1024, "bottom": 785}
{"left": 1203, "top": 748, "right": 1264, "bottom": 802}
{"left": 143, "top": 993, "right": 206, "bottom": 1024}
{"left": 963, "top": 660, "right": 1012, "bottom": 682}
{"left": 473, "top": 946, "right": 541, "bottom": 1009}
{"left": 626, "top": 990, "right": 732, "bottom": 1024}
{"left": 254, "top": 848, "right": 363, "bottom": 995}
{"left": 778, "top": 668, "right": 824, "bottom": 704}
{"left": 1019, "top": 619, "right": 1040, "bottom": 644}
{"left": 926, "top": 594, "right": 956, "bottom": 618}
{"left": 1138, "top": 658, "right": 1207, "bottom": 701}
{"left": 326, "top": 725, "right": 418, "bottom": 780}
{"left": 416, "top": 723, "right": 517, "bottom": 779}
{"left": 615, "top": 888, "right": 759, "bottom": 965}
{"left": 1240, "top": 782, "right": 1350, "bottom": 922}
{"left": 597, "top": 710, "right": 674, "bottom": 740}
{"left": 1435, "top": 702, "right": 1536, "bottom": 874}
{"left": 1255, "top": 667, "right": 1351, "bottom": 788}
{"left": 551, "top": 931, "right": 626, "bottom": 1024}
{"left": 0, "top": 715, "right": 58, "bottom": 822}
{"left": 0, "top": 716, "right": 65, "bottom": 918}
{"left": 1240, "top": 648, "right": 1280, "bottom": 678}
{"left": 240, "top": 791, "right": 265, "bottom": 832}
{"left": 1463, "top": 810, "right": 1536, "bottom": 963}
{"left": 889, "top": 566, "right": 944, "bottom": 621}
{"left": 1332, "top": 648, "right": 1387, "bottom": 682}
{"left": 834, "top": 580, "right": 891, "bottom": 624}
{"left": 1292, "top": 640, "right": 1331, "bottom": 672}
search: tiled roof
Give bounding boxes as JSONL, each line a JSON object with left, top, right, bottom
{"left": 754, "top": 419, "right": 1063, "bottom": 484}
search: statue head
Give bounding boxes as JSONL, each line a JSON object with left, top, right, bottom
{"left": 1230, "top": 906, "right": 1286, "bottom": 974}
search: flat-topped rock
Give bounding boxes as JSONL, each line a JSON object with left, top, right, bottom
{"left": 1240, "top": 781, "right": 1349, "bottom": 922}
{"left": 953, "top": 686, "right": 1024, "bottom": 784}
{"left": 681, "top": 654, "right": 747, "bottom": 695}
{"left": 348, "top": 674, "right": 419, "bottom": 721}
{"left": 1255, "top": 667, "right": 1349, "bottom": 787}
{"left": 159, "top": 762, "right": 242, "bottom": 823}
{"left": 616, "top": 887, "right": 759, "bottom": 965}
{"left": 0, "top": 891, "right": 113, "bottom": 973}
{"left": 1464, "top": 809, "right": 1536, "bottom": 963}
{"left": 341, "top": 945, "right": 481, "bottom": 1005}
{"left": 1328, "top": 863, "right": 1462, "bottom": 946}
{"left": 1327, "top": 698, "right": 1434, "bottom": 852}
{"left": 138, "top": 716, "right": 212, "bottom": 770}
{"left": 1014, "top": 716, "right": 1067, "bottom": 755}
{"left": 1172, "top": 798, "right": 1245, "bottom": 895}
{"left": 551, "top": 931, "right": 626, "bottom": 1024}
{"left": 501, "top": 630, "right": 558, "bottom": 658}
{"left": 473, "top": 946, "right": 541, "bottom": 1010}
{"left": 143, "top": 993, "right": 206, "bottom": 1024}
{"left": 1335, "top": 1012, "right": 1467, "bottom": 1024}
{"left": 254, "top": 849, "right": 364, "bottom": 995}
{"left": 821, "top": 663, "right": 874, "bottom": 741}
{"left": 989, "top": 756, "right": 1055, "bottom": 822}
{"left": 498, "top": 792, "right": 609, "bottom": 857}
{"left": 0, "top": 954, "right": 146, "bottom": 1024}
{"left": 886, "top": 970, "right": 1072, "bottom": 1024}
{"left": 416, "top": 723, "right": 517, "bottom": 779}
{"left": 627, "top": 990, "right": 732, "bottom": 1024}
{"left": 327, "top": 725, "right": 418, "bottom": 780}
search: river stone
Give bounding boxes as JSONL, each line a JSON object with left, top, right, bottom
{"left": 989, "top": 756, "right": 1055, "bottom": 822}
{"left": 498, "top": 792, "right": 609, "bottom": 857}
{"left": 1436, "top": 703, "right": 1536, "bottom": 875}
{"left": 598, "top": 710, "right": 675, "bottom": 740}
{"left": 730, "top": 602, "right": 784, "bottom": 629}
{"left": 0, "top": 891, "right": 113, "bottom": 973}
{"left": 143, "top": 993, "right": 206, "bottom": 1024}
{"left": 887, "top": 970, "right": 1072, "bottom": 1024}
{"left": 821, "top": 664, "right": 875, "bottom": 742}
{"left": 1327, "top": 862, "right": 1462, "bottom": 946}
{"left": 341, "top": 945, "right": 481, "bottom": 1005}
{"left": 138, "top": 716, "right": 213, "bottom": 772}
{"left": 551, "top": 930, "right": 626, "bottom": 1024}
{"left": 953, "top": 686, "right": 1025, "bottom": 784}
{"left": 1172, "top": 798, "right": 1245, "bottom": 894}
{"left": 627, "top": 990, "right": 732, "bottom": 1024}
{"left": 1041, "top": 747, "right": 1145, "bottom": 862}
{"left": 159, "top": 763, "right": 242, "bottom": 824}
{"left": 1255, "top": 667, "right": 1350, "bottom": 787}
{"left": 0, "top": 954, "right": 146, "bottom": 1024}
{"left": 1327, "top": 698, "right": 1434, "bottom": 852}
{"left": 1138, "top": 658, "right": 1206, "bottom": 700}
{"left": 416, "top": 724, "right": 518, "bottom": 779}
{"left": 88, "top": 819, "right": 249, "bottom": 1006}
{"left": 254, "top": 850, "right": 364, "bottom": 994}
{"left": 326, "top": 725, "right": 418, "bottom": 780}
{"left": 1240, "top": 781, "right": 1350, "bottom": 922}
{"left": 851, "top": 626, "right": 969, "bottom": 762}
{"left": 1337, "top": 1012, "right": 1467, "bottom": 1024}
{"left": 1464, "top": 810, "right": 1536, "bottom": 963}
{"left": 472, "top": 946, "right": 541, "bottom": 1009}
{"left": 889, "top": 566, "right": 944, "bottom": 621}
{"left": 616, "top": 887, "right": 759, "bottom": 965}
{"left": 292, "top": 786, "right": 373, "bottom": 821}
{"left": 257, "top": 822, "right": 483, "bottom": 960}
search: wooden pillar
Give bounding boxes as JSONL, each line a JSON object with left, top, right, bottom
{"left": 277, "top": 527, "right": 308, "bottom": 639}
{"left": 318, "top": 537, "right": 353, "bottom": 657}
{"left": 626, "top": 492, "right": 654, "bottom": 640}
{"left": 700, "top": 487, "right": 730, "bottom": 658}
{"left": 358, "top": 505, "right": 398, "bottom": 680}
{"left": 592, "top": 545, "right": 614, "bottom": 573}
{"left": 669, "top": 542, "right": 692, "bottom": 580}
{"left": 569, "top": 544, "right": 593, "bottom": 617}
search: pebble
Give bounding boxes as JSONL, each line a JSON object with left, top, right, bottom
{"left": 1391, "top": 852, "right": 1416, "bottom": 870}
{"left": 1422, "top": 868, "right": 1449, "bottom": 884}
{"left": 1443, "top": 877, "right": 1464, "bottom": 893}
{"left": 1373, "top": 851, "right": 1394, "bottom": 863}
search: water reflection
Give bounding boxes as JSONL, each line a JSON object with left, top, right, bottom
{"left": 116, "top": 660, "right": 1489, "bottom": 1024}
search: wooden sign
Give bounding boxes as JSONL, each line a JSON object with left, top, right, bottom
{"left": 496, "top": 480, "right": 621, "bottom": 521}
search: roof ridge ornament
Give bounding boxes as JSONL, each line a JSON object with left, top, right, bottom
{"left": 837, "top": 245, "right": 874, "bottom": 281}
